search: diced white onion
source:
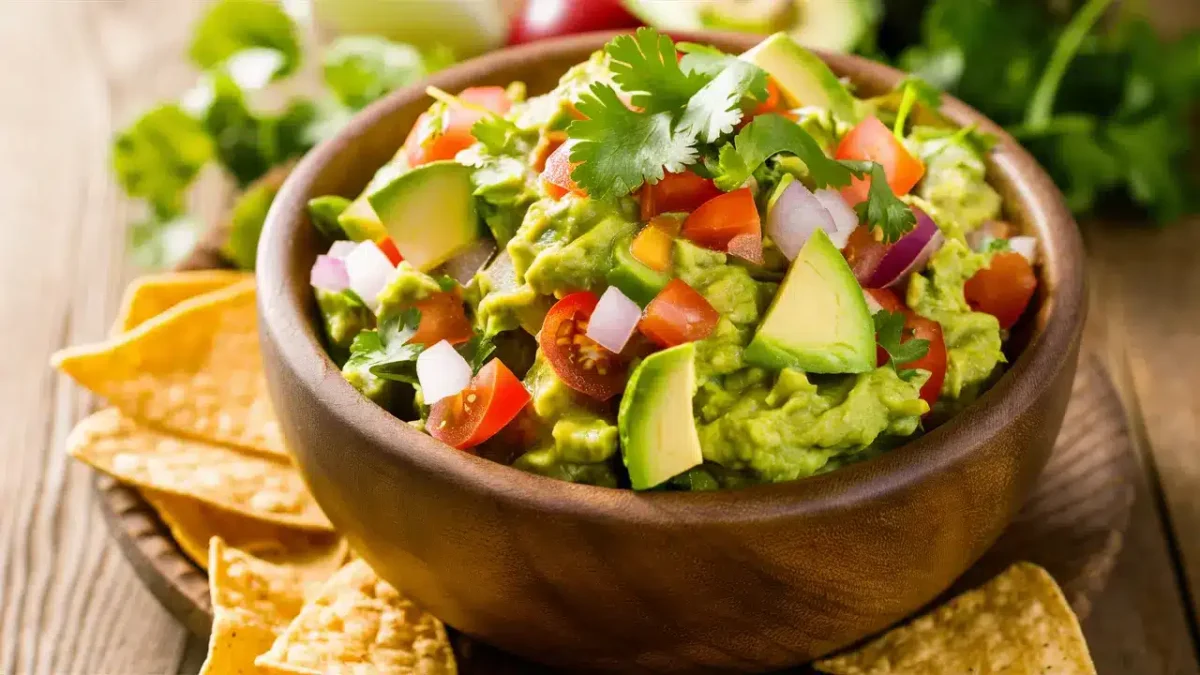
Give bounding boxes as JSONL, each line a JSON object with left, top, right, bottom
{"left": 814, "top": 189, "right": 859, "bottom": 235}
{"left": 344, "top": 240, "right": 394, "bottom": 313}
{"left": 310, "top": 255, "right": 349, "bottom": 292}
{"left": 586, "top": 287, "right": 641, "bottom": 354}
{"left": 417, "top": 340, "right": 473, "bottom": 404}
{"left": 327, "top": 240, "right": 358, "bottom": 259}
{"left": 1008, "top": 236, "right": 1039, "bottom": 264}
{"left": 863, "top": 289, "right": 884, "bottom": 314}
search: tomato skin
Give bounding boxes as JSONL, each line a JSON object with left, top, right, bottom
{"left": 428, "top": 359, "right": 531, "bottom": 450}
{"left": 376, "top": 237, "right": 404, "bottom": 266}
{"left": 639, "top": 279, "right": 719, "bottom": 348}
{"left": 540, "top": 141, "right": 585, "bottom": 199}
{"left": 508, "top": 0, "right": 640, "bottom": 45}
{"left": 640, "top": 169, "right": 723, "bottom": 221}
{"left": 408, "top": 291, "right": 474, "bottom": 348}
{"left": 835, "top": 117, "right": 925, "bottom": 206}
{"left": 750, "top": 77, "right": 784, "bottom": 117}
{"left": 964, "top": 251, "right": 1038, "bottom": 329}
{"left": 532, "top": 130, "right": 567, "bottom": 173}
{"left": 539, "top": 292, "right": 627, "bottom": 401}
{"left": 842, "top": 225, "right": 890, "bottom": 286}
{"left": 402, "top": 87, "right": 512, "bottom": 167}
{"left": 681, "top": 188, "right": 763, "bottom": 263}
{"left": 865, "top": 287, "right": 905, "bottom": 313}
{"left": 866, "top": 288, "right": 948, "bottom": 408}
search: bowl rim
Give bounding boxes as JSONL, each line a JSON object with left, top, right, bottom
{"left": 258, "top": 29, "right": 1086, "bottom": 524}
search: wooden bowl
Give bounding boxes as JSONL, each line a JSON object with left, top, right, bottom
{"left": 257, "top": 31, "right": 1086, "bottom": 673}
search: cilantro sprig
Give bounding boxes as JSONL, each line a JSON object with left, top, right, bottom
{"left": 873, "top": 310, "right": 931, "bottom": 381}
{"left": 346, "top": 308, "right": 424, "bottom": 384}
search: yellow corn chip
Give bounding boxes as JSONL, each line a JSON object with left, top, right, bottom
{"left": 143, "top": 489, "right": 347, "bottom": 580}
{"left": 67, "top": 409, "right": 332, "bottom": 532}
{"left": 200, "top": 538, "right": 323, "bottom": 675}
{"left": 815, "top": 562, "right": 1096, "bottom": 675}
{"left": 255, "top": 559, "right": 457, "bottom": 675}
{"left": 53, "top": 280, "right": 287, "bottom": 460}
{"left": 111, "top": 270, "right": 251, "bottom": 335}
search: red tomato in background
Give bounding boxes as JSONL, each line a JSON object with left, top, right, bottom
{"left": 680, "top": 188, "right": 763, "bottom": 264}
{"left": 640, "top": 170, "right": 723, "bottom": 221}
{"left": 402, "top": 87, "right": 512, "bottom": 167}
{"left": 865, "top": 288, "right": 948, "bottom": 408}
{"left": 508, "top": 0, "right": 641, "bottom": 45}
{"left": 428, "top": 359, "right": 531, "bottom": 449}
{"left": 639, "top": 279, "right": 720, "bottom": 348}
{"left": 539, "top": 292, "right": 627, "bottom": 400}
{"left": 836, "top": 117, "right": 925, "bottom": 207}
{"left": 964, "top": 251, "right": 1038, "bottom": 329}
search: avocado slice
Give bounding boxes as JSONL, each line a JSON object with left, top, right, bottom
{"left": 619, "top": 343, "right": 705, "bottom": 490}
{"left": 607, "top": 236, "right": 670, "bottom": 307}
{"left": 744, "top": 228, "right": 874, "bottom": 373}
{"left": 740, "top": 32, "right": 860, "bottom": 122}
{"left": 368, "top": 161, "right": 481, "bottom": 271}
{"left": 337, "top": 160, "right": 407, "bottom": 242}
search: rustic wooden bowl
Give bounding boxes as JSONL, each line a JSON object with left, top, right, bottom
{"left": 257, "top": 31, "right": 1086, "bottom": 673}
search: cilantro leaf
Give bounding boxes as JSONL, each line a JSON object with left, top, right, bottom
{"left": 677, "top": 60, "right": 768, "bottom": 143}
{"left": 842, "top": 161, "right": 918, "bottom": 244}
{"left": 893, "top": 75, "right": 943, "bottom": 137}
{"left": 458, "top": 329, "right": 499, "bottom": 375}
{"left": 323, "top": 36, "right": 427, "bottom": 110}
{"left": 111, "top": 104, "right": 214, "bottom": 219}
{"left": 604, "top": 28, "right": 705, "bottom": 113}
{"left": 710, "top": 114, "right": 855, "bottom": 191}
{"left": 568, "top": 83, "right": 697, "bottom": 199}
{"left": 346, "top": 308, "right": 425, "bottom": 384}
{"left": 470, "top": 116, "right": 524, "bottom": 156}
{"left": 676, "top": 42, "right": 739, "bottom": 78}
{"left": 874, "top": 310, "right": 930, "bottom": 380}
{"left": 189, "top": 0, "right": 300, "bottom": 81}
{"left": 983, "top": 237, "right": 1011, "bottom": 253}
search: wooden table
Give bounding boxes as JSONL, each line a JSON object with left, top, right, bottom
{"left": 1, "top": 1, "right": 1197, "bottom": 673}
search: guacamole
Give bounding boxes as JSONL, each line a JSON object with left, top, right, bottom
{"left": 305, "top": 30, "right": 1038, "bottom": 491}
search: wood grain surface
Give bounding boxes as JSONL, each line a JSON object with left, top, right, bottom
{"left": 0, "top": 1, "right": 1197, "bottom": 674}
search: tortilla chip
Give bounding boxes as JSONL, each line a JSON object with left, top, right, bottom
{"left": 111, "top": 270, "right": 251, "bottom": 335}
{"left": 67, "top": 409, "right": 332, "bottom": 532}
{"left": 255, "top": 559, "right": 457, "bottom": 675}
{"left": 815, "top": 562, "right": 1096, "bottom": 675}
{"left": 52, "top": 280, "right": 287, "bottom": 460}
{"left": 143, "top": 489, "right": 347, "bottom": 580}
{"left": 200, "top": 538, "right": 322, "bottom": 675}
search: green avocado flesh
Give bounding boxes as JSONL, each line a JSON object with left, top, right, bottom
{"left": 740, "top": 32, "right": 859, "bottom": 122}
{"left": 368, "top": 161, "right": 480, "bottom": 271}
{"left": 607, "top": 236, "right": 670, "bottom": 307}
{"left": 745, "top": 228, "right": 875, "bottom": 373}
{"left": 619, "top": 343, "right": 705, "bottom": 490}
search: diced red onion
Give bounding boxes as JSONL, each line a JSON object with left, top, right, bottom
{"left": 344, "top": 240, "right": 395, "bottom": 312}
{"left": 1008, "top": 236, "right": 1038, "bottom": 264}
{"left": 586, "top": 286, "right": 641, "bottom": 354}
{"left": 814, "top": 188, "right": 859, "bottom": 242}
{"left": 766, "top": 178, "right": 835, "bottom": 260}
{"left": 867, "top": 207, "right": 944, "bottom": 289}
{"left": 327, "top": 240, "right": 357, "bottom": 259}
{"left": 310, "top": 255, "right": 349, "bottom": 292}
{"left": 417, "top": 340, "right": 473, "bottom": 405}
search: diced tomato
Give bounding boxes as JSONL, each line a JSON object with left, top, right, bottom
{"left": 376, "top": 237, "right": 404, "bottom": 266}
{"left": 750, "top": 77, "right": 784, "bottom": 117}
{"left": 402, "top": 86, "right": 512, "bottom": 167}
{"left": 866, "top": 288, "right": 948, "bottom": 408}
{"left": 964, "top": 251, "right": 1038, "bottom": 329}
{"left": 532, "top": 130, "right": 568, "bottom": 173}
{"left": 539, "top": 292, "right": 627, "bottom": 400}
{"left": 540, "top": 141, "right": 585, "bottom": 199}
{"left": 681, "top": 188, "right": 763, "bottom": 263}
{"left": 639, "top": 279, "right": 719, "bottom": 348}
{"left": 408, "top": 291, "right": 474, "bottom": 348}
{"left": 843, "top": 225, "right": 891, "bottom": 287}
{"left": 630, "top": 218, "right": 679, "bottom": 273}
{"left": 428, "top": 359, "right": 531, "bottom": 450}
{"left": 835, "top": 117, "right": 925, "bottom": 206}
{"left": 640, "top": 169, "right": 723, "bottom": 221}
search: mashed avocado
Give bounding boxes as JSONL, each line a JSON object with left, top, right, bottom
{"left": 315, "top": 289, "right": 373, "bottom": 354}
{"left": 909, "top": 126, "right": 1002, "bottom": 233}
{"left": 376, "top": 262, "right": 440, "bottom": 315}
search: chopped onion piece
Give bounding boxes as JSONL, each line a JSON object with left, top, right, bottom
{"left": 417, "top": 340, "right": 473, "bottom": 405}
{"left": 344, "top": 240, "right": 394, "bottom": 312}
{"left": 310, "top": 255, "right": 349, "bottom": 292}
{"left": 814, "top": 189, "right": 858, "bottom": 235}
{"left": 1008, "top": 236, "right": 1038, "bottom": 264}
{"left": 327, "top": 240, "right": 357, "bottom": 259}
{"left": 863, "top": 289, "right": 884, "bottom": 314}
{"left": 586, "top": 286, "right": 641, "bottom": 354}
{"left": 766, "top": 178, "right": 835, "bottom": 260}
{"left": 867, "top": 207, "right": 943, "bottom": 288}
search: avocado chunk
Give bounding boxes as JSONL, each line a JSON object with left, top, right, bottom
{"left": 607, "top": 236, "right": 670, "bottom": 307}
{"left": 368, "top": 161, "right": 481, "bottom": 271}
{"left": 745, "top": 228, "right": 874, "bottom": 373}
{"left": 740, "top": 32, "right": 860, "bottom": 122}
{"left": 619, "top": 343, "right": 705, "bottom": 490}
{"left": 338, "top": 160, "right": 407, "bottom": 242}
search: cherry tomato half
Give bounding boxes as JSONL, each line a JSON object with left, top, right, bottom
{"left": 639, "top": 169, "right": 723, "bottom": 221}
{"left": 428, "top": 359, "right": 531, "bottom": 450}
{"left": 836, "top": 117, "right": 925, "bottom": 207}
{"left": 964, "top": 251, "right": 1038, "bottom": 329}
{"left": 508, "top": 0, "right": 641, "bottom": 45}
{"left": 539, "top": 292, "right": 627, "bottom": 400}
{"left": 402, "top": 87, "right": 512, "bottom": 167}
{"left": 866, "top": 288, "right": 948, "bottom": 408}
{"left": 639, "top": 279, "right": 720, "bottom": 348}
{"left": 681, "top": 188, "right": 763, "bottom": 264}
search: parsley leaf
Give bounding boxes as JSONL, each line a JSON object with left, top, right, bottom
{"left": 189, "top": 0, "right": 300, "bottom": 81}
{"left": 711, "top": 114, "right": 855, "bottom": 191}
{"left": 568, "top": 83, "right": 698, "bottom": 199}
{"left": 604, "top": 28, "right": 705, "bottom": 113}
{"left": 346, "top": 308, "right": 425, "bottom": 384}
{"left": 873, "top": 310, "right": 931, "bottom": 380}
{"left": 112, "top": 104, "right": 214, "bottom": 219}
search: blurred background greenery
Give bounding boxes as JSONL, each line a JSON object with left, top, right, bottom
{"left": 113, "top": 0, "right": 1197, "bottom": 269}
